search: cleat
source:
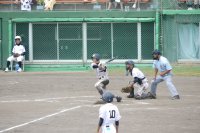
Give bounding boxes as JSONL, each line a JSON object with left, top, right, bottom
{"left": 135, "top": 95, "right": 142, "bottom": 100}
{"left": 116, "top": 96, "right": 122, "bottom": 102}
{"left": 5, "top": 68, "right": 9, "bottom": 72}
{"left": 17, "top": 68, "right": 22, "bottom": 72}
{"left": 172, "top": 95, "right": 180, "bottom": 100}
{"left": 127, "top": 94, "right": 134, "bottom": 98}
{"left": 146, "top": 92, "right": 156, "bottom": 99}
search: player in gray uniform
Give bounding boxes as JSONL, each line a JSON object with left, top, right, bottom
{"left": 147, "top": 50, "right": 180, "bottom": 100}
{"left": 91, "top": 53, "right": 122, "bottom": 103}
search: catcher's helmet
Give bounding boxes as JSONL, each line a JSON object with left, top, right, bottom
{"left": 91, "top": 53, "right": 100, "bottom": 61}
{"left": 102, "top": 91, "right": 114, "bottom": 103}
{"left": 125, "top": 60, "right": 134, "bottom": 65}
{"left": 15, "top": 36, "right": 22, "bottom": 41}
{"left": 152, "top": 49, "right": 161, "bottom": 55}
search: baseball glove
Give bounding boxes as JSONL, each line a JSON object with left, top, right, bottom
{"left": 13, "top": 53, "right": 20, "bottom": 57}
{"left": 121, "top": 86, "right": 134, "bottom": 93}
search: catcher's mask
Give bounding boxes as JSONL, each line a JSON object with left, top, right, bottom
{"left": 91, "top": 53, "right": 100, "bottom": 61}
{"left": 102, "top": 91, "right": 114, "bottom": 103}
{"left": 125, "top": 60, "right": 134, "bottom": 75}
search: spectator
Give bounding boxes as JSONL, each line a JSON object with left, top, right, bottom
{"left": 108, "top": 0, "right": 123, "bottom": 11}
{"left": 15, "top": 0, "right": 32, "bottom": 11}
{"left": 5, "top": 36, "right": 26, "bottom": 72}
{"left": 194, "top": 0, "right": 200, "bottom": 8}
{"left": 187, "top": 0, "right": 200, "bottom": 10}
{"left": 44, "top": 0, "right": 56, "bottom": 11}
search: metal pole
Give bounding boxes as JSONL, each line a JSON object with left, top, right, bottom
{"left": 8, "top": 20, "right": 12, "bottom": 56}
{"left": 29, "top": 23, "right": 33, "bottom": 62}
{"left": 137, "top": 22, "right": 141, "bottom": 62}
{"left": 155, "top": 11, "right": 160, "bottom": 50}
{"left": 137, "top": 0, "right": 140, "bottom": 11}
{"left": 111, "top": 23, "right": 114, "bottom": 58}
{"left": 82, "top": 22, "right": 87, "bottom": 65}
{"left": 57, "top": 23, "right": 59, "bottom": 61}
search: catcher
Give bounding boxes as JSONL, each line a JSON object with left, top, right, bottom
{"left": 121, "top": 60, "right": 149, "bottom": 100}
{"left": 91, "top": 53, "right": 122, "bottom": 103}
{"left": 5, "top": 36, "right": 25, "bottom": 72}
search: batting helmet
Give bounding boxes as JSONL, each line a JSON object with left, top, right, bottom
{"left": 102, "top": 91, "right": 114, "bottom": 103}
{"left": 15, "top": 36, "right": 22, "bottom": 41}
{"left": 125, "top": 60, "right": 134, "bottom": 66}
{"left": 91, "top": 53, "right": 100, "bottom": 61}
{"left": 152, "top": 49, "right": 161, "bottom": 55}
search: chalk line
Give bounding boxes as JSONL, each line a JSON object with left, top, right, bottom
{"left": 0, "top": 106, "right": 81, "bottom": 133}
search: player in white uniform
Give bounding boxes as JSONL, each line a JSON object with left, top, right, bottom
{"left": 97, "top": 91, "right": 121, "bottom": 133}
{"left": 5, "top": 36, "right": 26, "bottom": 72}
{"left": 91, "top": 53, "right": 122, "bottom": 103}
{"left": 125, "top": 60, "right": 149, "bottom": 100}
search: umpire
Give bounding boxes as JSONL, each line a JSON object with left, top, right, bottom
{"left": 148, "top": 50, "right": 180, "bottom": 100}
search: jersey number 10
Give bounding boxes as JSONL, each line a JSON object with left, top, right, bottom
{"left": 109, "top": 110, "right": 116, "bottom": 118}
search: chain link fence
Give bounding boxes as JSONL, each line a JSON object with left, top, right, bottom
{"left": 4, "top": 0, "right": 200, "bottom": 11}
{"left": 161, "top": 14, "right": 200, "bottom": 62}
{"left": 15, "top": 22, "right": 155, "bottom": 63}
{"left": 15, "top": 23, "right": 29, "bottom": 60}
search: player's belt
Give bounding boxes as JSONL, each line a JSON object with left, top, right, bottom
{"left": 141, "top": 77, "right": 146, "bottom": 80}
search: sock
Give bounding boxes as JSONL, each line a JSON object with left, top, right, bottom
{"left": 6, "top": 61, "right": 10, "bottom": 68}
{"left": 18, "top": 62, "right": 22, "bottom": 68}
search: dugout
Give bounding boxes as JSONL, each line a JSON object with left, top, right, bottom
{"left": 0, "top": 11, "right": 157, "bottom": 71}
{"left": 0, "top": 1, "right": 200, "bottom": 71}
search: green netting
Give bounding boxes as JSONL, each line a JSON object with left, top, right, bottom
{"left": 59, "top": 23, "right": 82, "bottom": 60}
{"left": 15, "top": 21, "right": 155, "bottom": 63}
{"left": 0, "top": 19, "right": 1, "bottom": 68}
{"left": 141, "top": 22, "right": 154, "bottom": 59}
{"left": 87, "top": 23, "right": 111, "bottom": 59}
{"left": 33, "top": 24, "right": 57, "bottom": 60}
{"left": 16, "top": 23, "right": 29, "bottom": 60}
{"left": 113, "top": 23, "right": 137, "bottom": 59}
{"left": 161, "top": 14, "right": 200, "bottom": 62}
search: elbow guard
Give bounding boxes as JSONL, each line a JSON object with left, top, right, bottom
{"left": 92, "top": 65, "right": 98, "bottom": 69}
{"left": 115, "top": 121, "right": 119, "bottom": 126}
{"left": 98, "top": 118, "right": 104, "bottom": 127}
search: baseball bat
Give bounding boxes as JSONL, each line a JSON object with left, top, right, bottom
{"left": 105, "top": 57, "right": 117, "bottom": 63}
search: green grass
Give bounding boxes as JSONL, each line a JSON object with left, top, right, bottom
{"left": 108, "top": 64, "right": 200, "bottom": 77}
{"left": 23, "top": 64, "right": 200, "bottom": 76}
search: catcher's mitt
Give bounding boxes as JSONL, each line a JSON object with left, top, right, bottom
{"left": 13, "top": 53, "right": 20, "bottom": 57}
{"left": 121, "top": 86, "right": 134, "bottom": 93}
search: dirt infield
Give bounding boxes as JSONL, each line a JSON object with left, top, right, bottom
{"left": 0, "top": 71, "right": 200, "bottom": 133}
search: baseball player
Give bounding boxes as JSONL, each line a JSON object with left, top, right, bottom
{"left": 97, "top": 91, "right": 121, "bottom": 133}
{"left": 91, "top": 53, "right": 122, "bottom": 103}
{"left": 5, "top": 36, "right": 26, "bottom": 72}
{"left": 124, "top": 60, "right": 149, "bottom": 100}
{"left": 147, "top": 50, "right": 180, "bottom": 100}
